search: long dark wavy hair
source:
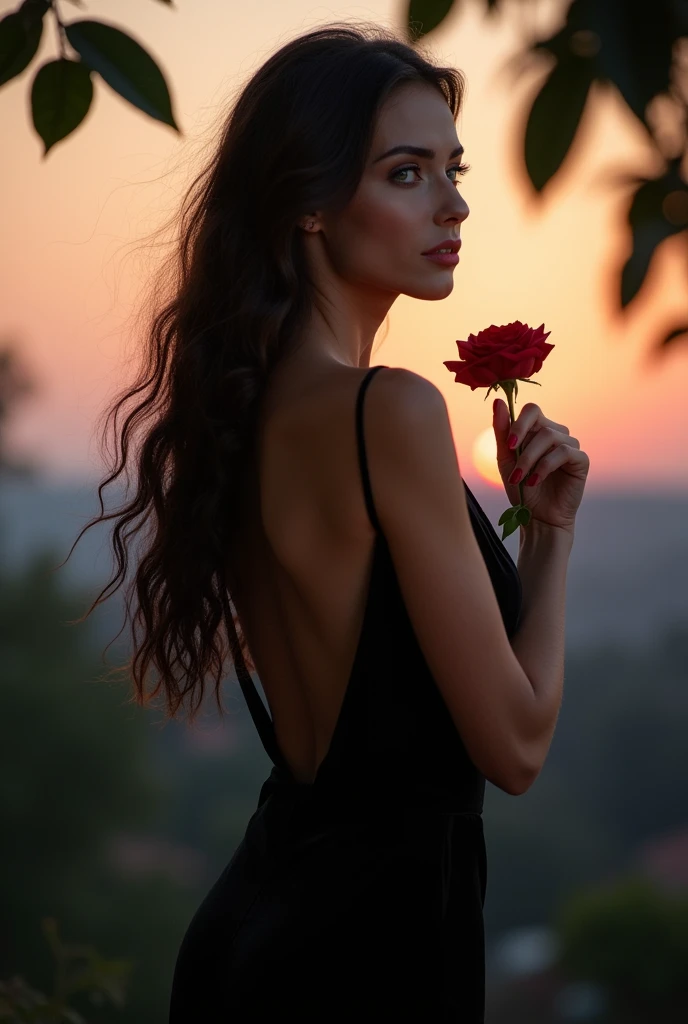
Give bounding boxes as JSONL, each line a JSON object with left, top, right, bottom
{"left": 59, "top": 21, "right": 467, "bottom": 725}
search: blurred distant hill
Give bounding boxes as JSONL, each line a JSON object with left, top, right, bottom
{"left": 0, "top": 476, "right": 685, "bottom": 653}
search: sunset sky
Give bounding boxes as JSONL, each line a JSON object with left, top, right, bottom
{"left": 2, "top": 0, "right": 687, "bottom": 492}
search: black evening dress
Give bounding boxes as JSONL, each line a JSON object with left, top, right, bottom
{"left": 168, "top": 364, "right": 522, "bottom": 1022}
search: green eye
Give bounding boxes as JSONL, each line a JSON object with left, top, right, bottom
{"left": 450, "top": 162, "right": 471, "bottom": 179}
{"left": 390, "top": 163, "right": 471, "bottom": 186}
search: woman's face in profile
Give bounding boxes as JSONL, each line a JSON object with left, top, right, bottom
{"left": 319, "top": 81, "right": 470, "bottom": 302}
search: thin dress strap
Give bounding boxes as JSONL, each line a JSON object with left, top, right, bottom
{"left": 231, "top": 617, "right": 290, "bottom": 774}
{"left": 355, "top": 365, "right": 387, "bottom": 534}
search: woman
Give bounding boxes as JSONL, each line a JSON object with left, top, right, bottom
{"left": 69, "top": 21, "right": 589, "bottom": 1022}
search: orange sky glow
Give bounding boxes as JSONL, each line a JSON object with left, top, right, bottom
{"left": 1, "top": 0, "right": 687, "bottom": 492}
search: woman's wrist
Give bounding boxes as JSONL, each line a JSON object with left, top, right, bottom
{"left": 518, "top": 518, "right": 575, "bottom": 557}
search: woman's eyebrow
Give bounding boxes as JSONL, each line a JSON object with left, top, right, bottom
{"left": 373, "top": 144, "right": 464, "bottom": 163}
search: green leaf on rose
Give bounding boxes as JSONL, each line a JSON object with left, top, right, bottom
{"left": 516, "top": 506, "right": 531, "bottom": 526}
{"left": 499, "top": 503, "right": 531, "bottom": 538}
{"left": 501, "top": 515, "right": 521, "bottom": 540}
{"left": 498, "top": 506, "right": 518, "bottom": 526}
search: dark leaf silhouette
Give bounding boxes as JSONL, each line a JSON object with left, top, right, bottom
{"left": 657, "top": 323, "right": 688, "bottom": 351}
{"left": 0, "top": 0, "right": 49, "bottom": 87}
{"left": 620, "top": 157, "right": 688, "bottom": 308}
{"left": 31, "top": 57, "right": 93, "bottom": 155}
{"left": 524, "top": 54, "right": 594, "bottom": 193}
{"left": 582, "top": 0, "right": 684, "bottom": 129}
{"left": 65, "top": 18, "right": 179, "bottom": 130}
{"left": 406, "top": 0, "right": 458, "bottom": 42}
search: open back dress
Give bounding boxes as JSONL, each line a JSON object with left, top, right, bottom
{"left": 168, "top": 364, "right": 523, "bottom": 1022}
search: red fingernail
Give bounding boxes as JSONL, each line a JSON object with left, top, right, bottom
{"left": 526, "top": 473, "right": 539, "bottom": 486}
{"left": 509, "top": 468, "right": 523, "bottom": 484}
{"left": 508, "top": 433, "right": 518, "bottom": 449}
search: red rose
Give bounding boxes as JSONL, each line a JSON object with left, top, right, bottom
{"left": 444, "top": 321, "right": 554, "bottom": 390}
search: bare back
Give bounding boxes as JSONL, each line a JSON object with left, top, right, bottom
{"left": 229, "top": 361, "right": 381, "bottom": 785}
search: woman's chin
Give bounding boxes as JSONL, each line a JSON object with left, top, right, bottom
{"left": 404, "top": 277, "right": 456, "bottom": 301}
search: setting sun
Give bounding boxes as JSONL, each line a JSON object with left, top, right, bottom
{"left": 471, "top": 426, "right": 503, "bottom": 488}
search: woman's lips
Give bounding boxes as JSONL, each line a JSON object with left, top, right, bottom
{"left": 422, "top": 252, "right": 460, "bottom": 266}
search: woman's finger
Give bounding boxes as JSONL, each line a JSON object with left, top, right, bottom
{"left": 508, "top": 427, "right": 578, "bottom": 482}
{"left": 522, "top": 441, "right": 589, "bottom": 486}
{"left": 493, "top": 399, "right": 570, "bottom": 452}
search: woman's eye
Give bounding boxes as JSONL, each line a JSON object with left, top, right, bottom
{"left": 389, "top": 163, "right": 471, "bottom": 186}
{"left": 450, "top": 162, "right": 471, "bottom": 181}
{"left": 389, "top": 165, "right": 419, "bottom": 184}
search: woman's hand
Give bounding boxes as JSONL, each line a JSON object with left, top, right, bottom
{"left": 493, "top": 398, "right": 590, "bottom": 535}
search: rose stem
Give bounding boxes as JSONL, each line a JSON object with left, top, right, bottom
{"left": 504, "top": 381, "right": 524, "bottom": 509}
